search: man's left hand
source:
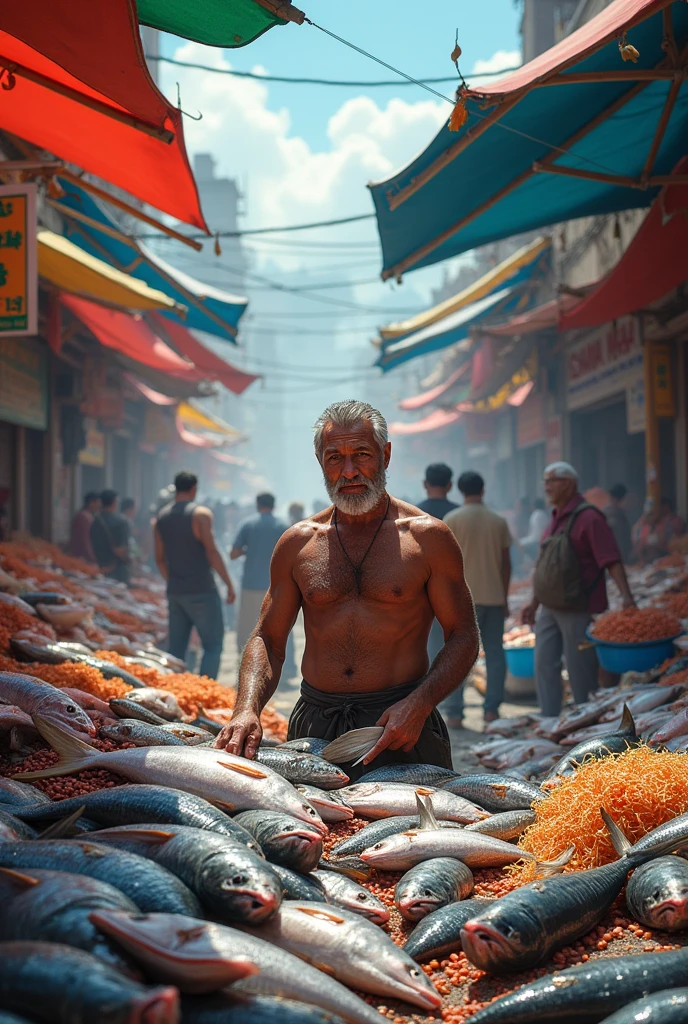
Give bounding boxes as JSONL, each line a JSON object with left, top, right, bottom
{"left": 363, "top": 695, "right": 429, "bottom": 765}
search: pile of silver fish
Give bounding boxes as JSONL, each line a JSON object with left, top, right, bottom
{"left": 5, "top": 663, "right": 688, "bottom": 1023}
{"left": 470, "top": 660, "right": 688, "bottom": 786}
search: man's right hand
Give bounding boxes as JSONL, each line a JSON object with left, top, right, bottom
{"left": 214, "top": 710, "right": 262, "bottom": 758}
{"left": 521, "top": 599, "right": 539, "bottom": 627}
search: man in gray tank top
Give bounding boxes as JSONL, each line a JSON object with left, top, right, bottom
{"left": 154, "top": 471, "right": 236, "bottom": 679}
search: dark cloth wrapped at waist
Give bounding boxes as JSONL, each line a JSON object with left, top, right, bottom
{"left": 288, "top": 679, "right": 453, "bottom": 782}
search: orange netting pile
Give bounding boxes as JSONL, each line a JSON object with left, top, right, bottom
{"left": 592, "top": 607, "right": 682, "bottom": 643}
{"left": 517, "top": 746, "right": 688, "bottom": 876}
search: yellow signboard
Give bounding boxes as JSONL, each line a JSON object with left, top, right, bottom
{"left": 652, "top": 344, "right": 675, "bottom": 417}
{"left": 0, "top": 183, "right": 37, "bottom": 336}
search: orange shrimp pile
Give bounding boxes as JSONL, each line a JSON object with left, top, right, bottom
{"left": 660, "top": 592, "right": 688, "bottom": 619}
{"left": 592, "top": 607, "right": 682, "bottom": 643}
{"left": 517, "top": 746, "right": 688, "bottom": 875}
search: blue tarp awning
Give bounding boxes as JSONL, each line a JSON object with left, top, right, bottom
{"left": 379, "top": 287, "right": 519, "bottom": 372}
{"left": 53, "top": 177, "right": 247, "bottom": 342}
{"left": 371, "top": 0, "right": 688, "bottom": 280}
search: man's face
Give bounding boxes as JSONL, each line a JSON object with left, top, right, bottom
{"left": 124, "top": 505, "right": 135, "bottom": 520}
{"left": 543, "top": 471, "right": 577, "bottom": 508}
{"left": 88, "top": 499, "right": 101, "bottom": 513}
{"left": 319, "top": 420, "right": 391, "bottom": 515}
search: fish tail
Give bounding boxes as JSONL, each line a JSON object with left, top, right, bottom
{"left": 16, "top": 717, "right": 100, "bottom": 779}
{"left": 39, "top": 805, "right": 87, "bottom": 839}
{"left": 534, "top": 844, "right": 575, "bottom": 876}
{"left": 321, "top": 727, "right": 383, "bottom": 764}
{"left": 601, "top": 807, "right": 632, "bottom": 856}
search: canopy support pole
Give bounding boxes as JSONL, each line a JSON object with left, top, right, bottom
{"left": 0, "top": 57, "right": 174, "bottom": 143}
{"left": 382, "top": 78, "right": 652, "bottom": 281}
{"left": 56, "top": 170, "right": 204, "bottom": 252}
{"left": 532, "top": 164, "right": 688, "bottom": 189}
{"left": 642, "top": 322, "right": 661, "bottom": 510}
{"left": 641, "top": 73, "right": 684, "bottom": 182}
{"left": 251, "top": 0, "right": 306, "bottom": 24}
{"left": 57, "top": 208, "right": 237, "bottom": 340}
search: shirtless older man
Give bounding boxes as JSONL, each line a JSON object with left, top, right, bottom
{"left": 216, "top": 400, "right": 479, "bottom": 778}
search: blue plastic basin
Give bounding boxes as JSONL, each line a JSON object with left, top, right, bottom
{"left": 504, "top": 645, "right": 535, "bottom": 678}
{"left": 586, "top": 628, "right": 682, "bottom": 674}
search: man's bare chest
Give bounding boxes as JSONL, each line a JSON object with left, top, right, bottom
{"left": 293, "top": 528, "right": 428, "bottom": 608}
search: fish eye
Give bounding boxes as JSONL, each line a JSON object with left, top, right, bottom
{"left": 423, "top": 889, "right": 434, "bottom": 897}
{"left": 356, "top": 892, "right": 368, "bottom": 901}
{"left": 373, "top": 843, "right": 383, "bottom": 850}
{"left": 66, "top": 705, "right": 78, "bottom": 714}
{"left": 408, "top": 967, "right": 421, "bottom": 978}
{"left": 232, "top": 874, "right": 247, "bottom": 886}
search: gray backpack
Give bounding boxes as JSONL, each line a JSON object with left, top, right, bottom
{"left": 533, "top": 502, "right": 603, "bottom": 612}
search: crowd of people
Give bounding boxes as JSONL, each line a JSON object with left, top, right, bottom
{"left": 64, "top": 402, "right": 687, "bottom": 760}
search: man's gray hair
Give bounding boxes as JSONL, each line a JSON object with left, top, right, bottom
{"left": 545, "top": 461, "right": 579, "bottom": 481}
{"left": 313, "top": 400, "right": 388, "bottom": 457}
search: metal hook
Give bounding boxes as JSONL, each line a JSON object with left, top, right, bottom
{"left": 175, "top": 81, "right": 203, "bottom": 120}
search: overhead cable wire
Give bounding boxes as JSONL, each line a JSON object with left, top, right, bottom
{"left": 303, "top": 20, "right": 636, "bottom": 179}
{"left": 146, "top": 53, "right": 521, "bottom": 87}
{"left": 136, "top": 211, "right": 374, "bottom": 240}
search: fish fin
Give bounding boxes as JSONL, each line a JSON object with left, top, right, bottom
{"left": 97, "top": 828, "right": 175, "bottom": 844}
{"left": 39, "top": 805, "right": 86, "bottom": 839}
{"left": 601, "top": 807, "right": 632, "bottom": 856}
{"left": 218, "top": 760, "right": 268, "bottom": 780}
{"left": 619, "top": 704, "right": 636, "bottom": 736}
{"left": 534, "top": 845, "right": 575, "bottom": 877}
{"left": 416, "top": 791, "right": 440, "bottom": 830}
{"left": 321, "top": 727, "right": 384, "bottom": 765}
{"left": 16, "top": 717, "right": 100, "bottom": 779}
{"left": 211, "top": 799, "right": 237, "bottom": 812}
{"left": 0, "top": 867, "right": 41, "bottom": 888}
{"left": 295, "top": 906, "right": 346, "bottom": 924}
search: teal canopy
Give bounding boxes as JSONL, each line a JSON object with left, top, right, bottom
{"left": 54, "top": 177, "right": 247, "bottom": 342}
{"left": 371, "top": 0, "right": 688, "bottom": 281}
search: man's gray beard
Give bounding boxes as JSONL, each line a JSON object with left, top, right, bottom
{"left": 325, "top": 465, "right": 387, "bottom": 516}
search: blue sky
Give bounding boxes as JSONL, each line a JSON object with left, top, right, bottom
{"left": 160, "top": 1, "right": 521, "bottom": 160}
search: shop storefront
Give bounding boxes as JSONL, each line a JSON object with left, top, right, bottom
{"left": 0, "top": 335, "right": 49, "bottom": 535}
{"left": 565, "top": 316, "right": 651, "bottom": 503}
{"left": 515, "top": 390, "right": 547, "bottom": 500}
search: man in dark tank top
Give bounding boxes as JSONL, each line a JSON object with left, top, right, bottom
{"left": 154, "top": 471, "right": 236, "bottom": 679}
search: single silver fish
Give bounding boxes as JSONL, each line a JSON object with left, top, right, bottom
{"left": 464, "top": 809, "right": 536, "bottom": 841}
{"left": 626, "top": 856, "right": 688, "bottom": 931}
{"left": 91, "top": 910, "right": 388, "bottom": 1024}
{"left": 99, "top": 720, "right": 187, "bottom": 747}
{"left": 395, "top": 857, "right": 474, "bottom": 921}
{"left": 312, "top": 869, "right": 389, "bottom": 924}
{"left": 0, "top": 672, "right": 95, "bottom": 742}
{"left": 19, "top": 718, "right": 327, "bottom": 829}
{"left": 243, "top": 901, "right": 441, "bottom": 1011}
{"left": 338, "top": 782, "right": 487, "bottom": 823}
{"left": 296, "top": 785, "right": 353, "bottom": 823}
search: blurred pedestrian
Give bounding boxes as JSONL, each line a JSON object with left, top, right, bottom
{"left": 155, "top": 471, "right": 235, "bottom": 679}
{"left": 91, "top": 490, "right": 131, "bottom": 584}
{"left": 231, "top": 493, "right": 288, "bottom": 653}
{"left": 120, "top": 497, "right": 141, "bottom": 564}
{"left": 444, "top": 472, "right": 512, "bottom": 726}
{"left": 417, "top": 463, "right": 459, "bottom": 664}
{"left": 604, "top": 483, "right": 632, "bottom": 564}
{"left": 288, "top": 501, "right": 306, "bottom": 526}
{"left": 69, "top": 491, "right": 100, "bottom": 563}
{"left": 417, "top": 463, "right": 459, "bottom": 520}
{"left": 519, "top": 497, "right": 549, "bottom": 561}
{"left": 522, "top": 461, "right": 635, "bottom": 717}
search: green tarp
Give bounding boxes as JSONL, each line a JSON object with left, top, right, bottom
{"left": 138, "top": 0, "right": 297, "bottom": 48}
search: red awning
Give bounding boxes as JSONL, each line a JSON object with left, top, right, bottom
{"left": 150, "top": 314, "right": 260, "bottom": 396}
{"left": 62, "top": 294, "right": 204, "bottom": 380}
{"left": 560, "top": 158, "right": 688, "bottom": 330}
{"left": 124, "top": 373, "right": 177, "bottom": 405}
{"left": 485, "top": 292, "right": 587, "bottom": 337}
{"left": 477, "top": 0, "right": 661, "bottom": 98}
{"left": 389, "top": 409, "right": 461, "bottom": 436}
{"left": 0, "top": 0, "right": 206, "bottom": 228}
{"left": 398, "top": 361, "right": 470, "bottom": 411}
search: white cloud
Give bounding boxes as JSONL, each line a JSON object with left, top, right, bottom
{"left": 162, "top": 43, "right": 447, "bottom": 268}
{"left": 469, "top": 48, "right": 521, "bottom": 86}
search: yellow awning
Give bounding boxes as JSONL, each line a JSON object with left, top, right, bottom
{"left": 379, "top": 236, "right": 551, "bottom": 342}
{"left": 38, "top": 231, "right": 184, "bottom": 313}
{"left": 177, "top": 401, "right": 242, "bottom": 438}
